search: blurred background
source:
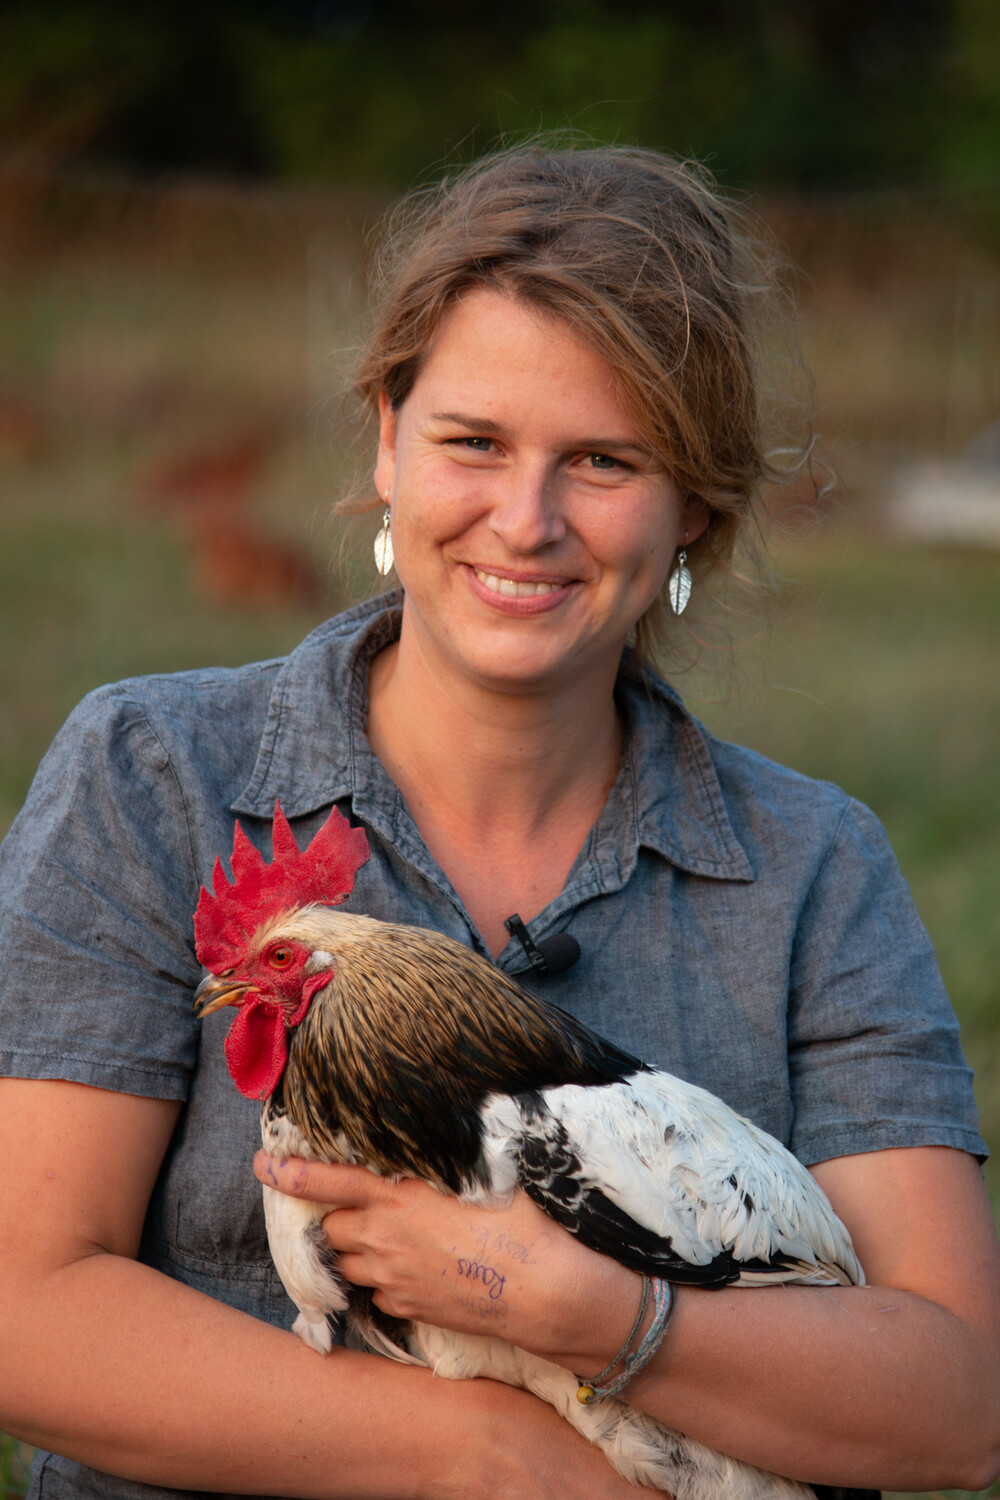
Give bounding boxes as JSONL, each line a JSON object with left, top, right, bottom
{"left": 0, "top": 2, "right": 997, "bottom": 1495}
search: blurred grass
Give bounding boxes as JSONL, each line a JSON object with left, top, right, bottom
{"left": 0, "top": 1433, "right": 32, "bottom": 1497}
{"left": 0, "top": 169, "right": 997, "bottom": 1499}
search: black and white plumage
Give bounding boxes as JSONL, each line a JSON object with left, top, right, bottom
{"left": 196, "top": 899, "right": 873, "bottom": 1500}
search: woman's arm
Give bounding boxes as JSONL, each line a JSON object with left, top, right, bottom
{"left": 626, "top": 1146, "right": 1000, "bottom": 1491}
{"left": 271, "top": 1144, "right": 1000, "bottom": 1491}
{"left": 0, "top": 1078, "right": 651, "bottom": 1500}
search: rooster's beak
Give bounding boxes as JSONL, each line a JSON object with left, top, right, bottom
{"left": 194, "top": 972, "right": 253, "bottom": 1016}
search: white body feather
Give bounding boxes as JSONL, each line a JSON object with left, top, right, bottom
{"left": 260, "top": 1065, "right": 861, "bottom": 1498}
{"left": 479, "top": 1074, "right": 862, "bottom": 1286}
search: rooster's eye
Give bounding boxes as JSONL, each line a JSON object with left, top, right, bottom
{"left": 269, "top": 948, "right": 294, "bottom": 969}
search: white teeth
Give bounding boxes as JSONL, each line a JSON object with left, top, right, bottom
{"left": 475, "top": 569, "right": 561, "bottom": 598}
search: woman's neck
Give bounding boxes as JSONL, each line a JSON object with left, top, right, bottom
{"left": 365, "top": 624, "right": 624, "bottom": 955}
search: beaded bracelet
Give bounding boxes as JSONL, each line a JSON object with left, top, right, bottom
{"left": 576, "top": 1276, "right": 675, "bottom": 1404}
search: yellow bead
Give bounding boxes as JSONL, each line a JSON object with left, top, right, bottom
{"left": 576, "top": 1385, "right": 595, "bottom": 1404}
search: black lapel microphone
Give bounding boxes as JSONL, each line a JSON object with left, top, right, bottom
{"left": 504, "top": 913, "right": 581, "bottom": 978}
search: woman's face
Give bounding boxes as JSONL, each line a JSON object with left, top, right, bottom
{"left": 375, "top": 288, "right": 705, "bottom": 699}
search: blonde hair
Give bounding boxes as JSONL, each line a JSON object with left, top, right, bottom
{"left": 353, "top": 144, "right": 805, "bottom": 660}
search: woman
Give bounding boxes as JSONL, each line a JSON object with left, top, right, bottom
{"left": 0, "top": 146, "right": 997, "bottom": 1500}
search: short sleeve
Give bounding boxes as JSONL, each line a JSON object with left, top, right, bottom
{"left": 786, "top": 797, "right": 986, "bottom": 1164}
{"left": 0, "top": 687, "right": 204, "bottom": 1098}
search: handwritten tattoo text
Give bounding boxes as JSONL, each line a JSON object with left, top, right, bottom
{"left": 469, "top": 1224, "right": 553, "bottom": 1266}
{"left": 456, "top": 1256, "right": 506, "bottom": 1300}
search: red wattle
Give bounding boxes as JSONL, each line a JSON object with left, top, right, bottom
{"left": 224, "top": 995, "right": 289, "bottom": 1101}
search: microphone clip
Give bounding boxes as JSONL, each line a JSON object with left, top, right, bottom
{"left": 504, "top": 913, "right": 581, "bottom": 978}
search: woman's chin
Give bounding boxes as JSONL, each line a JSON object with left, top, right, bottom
{"left": 400, "top": 586, "right": 628, "bottom": 700}
{"left": 445, "top": 633, "right": 621, "bottom": 700}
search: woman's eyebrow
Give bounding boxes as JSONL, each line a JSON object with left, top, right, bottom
{"left": 578, "top": 438, "right": 655, "bottom": 458}
{"left": 430, "top": 410, "right": 502, "bottom": 431}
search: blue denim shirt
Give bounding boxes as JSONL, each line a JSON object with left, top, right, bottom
{"left": 0, "top": 594, "right": 985, "bottom": 1500}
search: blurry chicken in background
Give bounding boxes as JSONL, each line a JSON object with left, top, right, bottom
{"left": 133, "top": 430, "right": 327, "bottom": 607}
{"left": 182, "top": 511, "right": 328, "bottom": 607}
{"left": 134, "top": 432, "right": 271, "bottom": 512}
{"left": 0, "top": 393, "right": 46, "bottom": 462}
{"left": 194, "top": 806, "right": 870, "bottom": 1500}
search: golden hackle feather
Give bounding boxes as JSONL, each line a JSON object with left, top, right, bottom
{"left": 259, "top": 908, "right": 638, "bottom": 1191}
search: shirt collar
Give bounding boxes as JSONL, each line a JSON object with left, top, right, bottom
{"left": 231, "top": 594, "right": 397, "bottom": 821}
{"left": 614, "top": 658, "right": 755, "bottom": 881}
{"left": 231, "top": 594, "right": 754, "bottom": 884}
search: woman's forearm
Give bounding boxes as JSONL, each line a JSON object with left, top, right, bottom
{"left": 541, "top": 1147, "right": 1000, "bottom": 1492}
{"left": 1, "top": 1246, "right": 645, "bottom": 1500}
{"left": 3, "top": 1246, "right": 465, "bottom": 1497}
{"left": 618, "top": 1278, "right": 999, "bottom": 1491}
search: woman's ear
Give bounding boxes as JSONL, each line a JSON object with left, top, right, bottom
{"left": 681, "top": 502, "right": 710, "bottom": 547}
{"left": 373, "top": 390, "right": 397, "bottom": 503}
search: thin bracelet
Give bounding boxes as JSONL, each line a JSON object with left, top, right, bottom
{"left": 576, "top": 1275, "right": 650, "bottom": 1395}
{"left": 576, "top": 1278, "right": 675, "bottom": 1404}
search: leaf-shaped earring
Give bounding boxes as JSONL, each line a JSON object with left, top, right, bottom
{"left": 373, "top": 508, "right": 394, "bottom": 577}
{"left": 668, "top": 547, "right": 692, "bottom": 615}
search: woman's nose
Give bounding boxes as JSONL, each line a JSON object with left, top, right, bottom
{"left": 488, "top": 465, "right": 566, "bottom": 553}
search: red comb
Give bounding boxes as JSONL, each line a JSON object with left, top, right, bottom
{"left": 194, "top": 802, "right": 370, "bottom": 972}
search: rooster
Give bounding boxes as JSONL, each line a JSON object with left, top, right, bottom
{"left": 194, "top": 805, "right": 872, "bottom": 1500}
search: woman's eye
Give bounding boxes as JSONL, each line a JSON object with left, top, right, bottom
{"left": 269, "top": 948, "right": 293, "bottom": 968}
{"left": 454, "top": 436, "right": 493, "bottom": 452}
{"left": 587, "top": 452, "right": 622, "bottom": 470}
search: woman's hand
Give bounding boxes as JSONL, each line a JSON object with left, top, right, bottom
{"left": 253, "top": 1152, "right": 638, "bottom": 1370}
{"left": 426, "top": 1376, "right": 661, "bottom": 1500}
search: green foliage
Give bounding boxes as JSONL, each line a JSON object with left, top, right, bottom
{"left": 0, "top": 1430, "right": 32, "bottom": 1494}
{"left": 0, "top": 0, "right": 997, "bottom": 191}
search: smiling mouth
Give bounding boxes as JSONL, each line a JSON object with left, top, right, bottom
{"left": 474, "top": 569, "right": 567, "bottom": 599}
